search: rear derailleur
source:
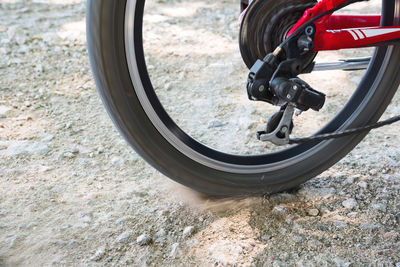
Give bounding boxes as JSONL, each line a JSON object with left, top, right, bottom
{"left": 246, "top": 25, "right": 326, "bottom": 145}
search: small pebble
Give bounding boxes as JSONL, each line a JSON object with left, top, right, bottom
{"left": 357, "top": 181, "right": 368, "bottom": 189}
{"left": 169, "top": 243, "right": 179, "bottom": 258}
{"left": 207, "top": 120, "right": 223, "bottom": 128}
{"left": 342, "top": 198, "right": 359, "bottom": 210}
{"left": 347, "top": 212, "right": 358, "bottom": 218}
{"left": 272, "top": 205, "right": 287, "bottom": 215}
{"left": 90, "top": 247, "right": 105, "bottom": 261}
{"left": 307, "top": 209, "right": 319, "bottom": 216}
{"left": 136, "top": 233, "right": 152, "bottom": 246}
{"left": 182, "top": 226, "right": 195, "bottom": 238}
{"left": 115, "top": 230, "right": 134, "bottom": 244}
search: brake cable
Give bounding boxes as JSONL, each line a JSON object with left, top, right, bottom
{"left": 270, "top": 0, "right": 400, "bottom": 144}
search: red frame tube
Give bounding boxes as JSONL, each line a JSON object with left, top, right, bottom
{"left": 287, "top": 0, "right": 400, "bottom": 51}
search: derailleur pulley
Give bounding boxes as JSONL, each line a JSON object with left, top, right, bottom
{"left": 246, "top": 26, "right": 326, "bottom": 145}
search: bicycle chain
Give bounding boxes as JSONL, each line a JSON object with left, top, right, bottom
{"left": 289, "top": 114, "right": 400, "bottom": 144}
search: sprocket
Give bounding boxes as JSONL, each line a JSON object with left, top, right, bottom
{"left": 239, "top": 0, "right": 317, "bottom": 69}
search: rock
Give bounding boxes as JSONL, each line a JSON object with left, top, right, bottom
{"left": 357, "top": 181, "right": 367, "bottom": 189}
{"left": 111, "top": 156, "right": 125, "bottom": 166}
{"left": 333, "top": 257, "right": 352, "bottom": 267}
{"left": 333, "top": 221, "right": 347, "bottom": 229}
{"left": 9, "top": 235, "right": 18, "bottom": 248}
{"left": 169, "top": 243, "right": 179, "bottom": 258}
{"left": 7, "top": 26, "right": 27, "bottom": 45}
{"left": 65, "top": 122, "right": 72, "bottom": 129}
{"left": 0, "top": 210, "right": 7, "bottom": 217}
{"left": 81, "top": 215, "right": 92, "bottom": 224}
{"left": 272, "top": 205, "right": 287, "bottom": 215}
{"left": 369, "top": 169, "right": 378, "bottom": 176}
{"left": 62, "top": 151, "right": 76, "bottom": 159}
{"left": 396, "top": 262, "right": 400, "bottom": 267}
{"left": 207, "top": 120, "right": 223, "bottom": 128}
{"left": 90, "top": 247, "right": 105, "bottom": 261}
{"left": 0, "top": 140, "right": 50, "bottom": 157}
{"left": 371, "top": 203, "right": 387, "bottom": 212}
{"left": 342, "top": 198, "right": 358, "bottom": 210}
{"left": 307, "top": 209, "right": 319, "bottom": 216}
{"left": 40, "top": 134, "right": 54, "bottom": 142}
{"left": 154, "top": 228, "right": 167, "bottom": 239}
{"left": 30, "top": 142, "right": 51, "bottom": 156}
{"left": 347, "top": 212, "right": 358, "bottom": 218}
{"left": 115, "top": 230, "right": 134, "bottom": 244}
{"left": 60, "top": 224, "right": 72, "bottom": 231}
{"left": 317, "top": 225, "right": 329, "bottom": 231}
{"left": 360, "top": 223, "right": 382, "bottom": 231}
{"left": 136, "top": 233, "right": 152, "bottom": 246}
{"left": 0, "top": 106, "right": 12, "bottom": 118}
{"left": 182, "top": 226, "right": 195, "bottom": 239}
{"left": 344, "top": 176, "right": 357, "bottom": 184}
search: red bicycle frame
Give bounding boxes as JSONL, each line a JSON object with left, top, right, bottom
{"left": 287, "top": 0, "right": 400, "bottom": 51}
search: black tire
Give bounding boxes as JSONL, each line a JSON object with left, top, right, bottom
{"left": 87, "top": 0, "right": 400, "bottom": 196}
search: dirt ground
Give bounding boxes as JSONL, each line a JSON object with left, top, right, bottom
{"left": 0, "top": 0, "right": 399, "bottom": 266}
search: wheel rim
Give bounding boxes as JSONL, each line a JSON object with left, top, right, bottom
{"left": 124, "top": 0, "right": 398, "bottom": 173}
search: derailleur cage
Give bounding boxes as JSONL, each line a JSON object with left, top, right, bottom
{"left": 246, "top": 24, "right": 325, "bottom": 145}
{"left": 257, "top": 105, "right": 295, "bottom": 145}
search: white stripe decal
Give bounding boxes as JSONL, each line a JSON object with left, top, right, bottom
{"left": 354, "top": 29, "right": 365, "bottom": 39}
{"left": 347, "top": 30, "right": 359, "bottom": 40}
{"left": 361, "top": 28, "right": 400, "bottom": 38}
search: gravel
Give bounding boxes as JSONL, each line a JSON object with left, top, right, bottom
{"left": 0, "top": 0, "right": 399, "bottom": 266}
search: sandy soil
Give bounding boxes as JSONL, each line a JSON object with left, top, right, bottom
{"left": 0, "top": 0, "right": 399, "bottom": 266}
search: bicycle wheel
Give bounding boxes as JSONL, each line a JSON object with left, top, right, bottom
{"left": 87, "top": 0, "right": 400, "bottom": 195}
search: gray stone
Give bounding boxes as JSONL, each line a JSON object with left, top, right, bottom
{"left": 371, "top": 203, "right": 387, "bottom": 212}
{"left": 0, "top": 106, "right": 12, "bottom": 118}
{"left": 182, "top": 226, "right": 195, "bottom": 238}
{"left": 115, "top": 230, "right": 134, "bottom": 244}
{"left": 40, "top": 134, "right": 54, "bottom": 142}
{"left": 154, "top": 228, "right": 167, "bottom": 239}
{"left": 357, "top": 181, "right": 368, "bottom": 189}
{"left": 333, "top": 257, "right": 352, "bottom": 267}
{"left": 62, "top": 151, "right": 76, "bottom": 159}
{"left": 0, "top": 140, "right": 50, "bottom": 157}
{"left": 207, "top": 120, "right": 223, "bottom": 128}
{"left": 26, "top": 222, "right": 37, "bottom": 229}
{"left": 342, "top": 198, "right": 359, "bottom": 210}
{"left": 90, "top": 247, "right": 105, "bottom": 261}
{"left": 136, "top": 233, "right": 152, "bottom": 246}
{"left": 111, "top": 156, "right": 125, "bottom": 166}
{"left": 333, "top": 221, "right": 347, "bottom": 229}
{"left": 395, "top": 262, "right": 400, "bottom": 267}
{"left": 9, "top": 235, "right": 18, "bottom": 248}
{"left": 169, "top": 243, "right": 179, "bottom": 258}
{"left": 360, "top": 224, "right": 382, "bottom": 231}
{"left": 347, "top": 212, "right": 358, "bottom": 218}
{"left": 272, "top": 206, "right": 287, "bottom": 215}
{"left": 30, "top": 142, "right": 51, "bottom": 156}
{"left": 307, "top": 209, "right": 319, "bottom": 216}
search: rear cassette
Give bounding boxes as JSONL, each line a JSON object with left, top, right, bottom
{"left": 239, "top": 0, "right": 317, "bottom": 68}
